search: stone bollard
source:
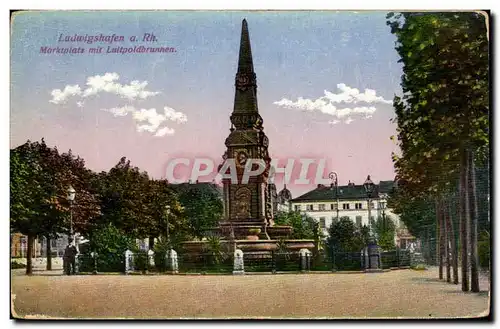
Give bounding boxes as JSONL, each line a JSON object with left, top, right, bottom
{"left": 75, "top": 254, "right": 79, "bottom": 274}
{"left": 299, "top": 249, "right": 312, "bottom": 272}
{"left": 91, "top": 251, "right": 98, "bottom": 274}
{"left": 233, "top": 249, "right": 244, "bottom": 275}
{"left": 125, "top": 249, "right": 134, "bottom": 274}
{"left": 166, "top": 249, "right": 178, "bottom": 274}
{"left": 148, "top": 250, "right": 155, "bottom": 269}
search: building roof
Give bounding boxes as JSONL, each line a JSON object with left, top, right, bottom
{"left": 291, "top": 181, "right": 394, "bottom": 203}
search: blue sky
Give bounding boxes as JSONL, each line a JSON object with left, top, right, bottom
{"left": 11, "top": 11, "right": 403, "bottom": 197}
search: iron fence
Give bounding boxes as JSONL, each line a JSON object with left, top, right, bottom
{"left": 75, "top": 248, "right": 414, "bottom": 274}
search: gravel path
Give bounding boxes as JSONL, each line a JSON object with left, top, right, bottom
{"left": 11, "top": 267, "right": 489, "bottom": 319}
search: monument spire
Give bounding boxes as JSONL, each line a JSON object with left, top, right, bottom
{"left": 237, "top": 18, "right": 254, "bottom": 74}
{"left": 232, "top": 19, "right": 259, "bottom": 120}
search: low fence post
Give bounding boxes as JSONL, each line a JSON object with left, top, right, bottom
{"left": 233, "top": 249, "right": 244, "bottom": 275}
{"left": 91, "top": 251, "right": 98, "bottom": 274}
{"left": 271, "top": 251, "right": 276, "bottom": 274}
{"left": 148, "top": 250, "right": 155, "bottom": 272}
{"left": 397, "top": 248, "right": 400, "bottom": 268}
{"left": 124, "top": 249, "right": 133, "bottom": 274}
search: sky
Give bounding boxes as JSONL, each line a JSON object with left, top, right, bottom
{"left": 10, "top": 11, "right": 403, "bottom": 197}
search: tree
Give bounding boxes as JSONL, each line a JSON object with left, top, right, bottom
{"left": 373, "top": 216, "right": 396, "bottom": 250}
{"left": 11, "top": 140, "right": 101, "bottom": 272}
{"left": 274, "top": 211, "right": 316, "bottom": 240}
{"left": 174, "top": 183, "right": 223, "bottom": 239}
{"left": 387, "top": 12, "right": 489, "bottom": 292}
{"left": 326, "top": 217, "right": 367, "bottom": 252}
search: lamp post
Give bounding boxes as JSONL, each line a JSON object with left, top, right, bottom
{"left": 165, "top": 205, "right": 171, "bottom": 248}
{"left": 380, "top": 195, "right": 387, "bottom": 234}
{"left": 66, "top": 186, "right": 76, "bottom": 243}
{"left": 328, "top": 172, "right": 340, "bottom": 222}
{"left": 363, "top": 175, "right": 378, "bottom": 269}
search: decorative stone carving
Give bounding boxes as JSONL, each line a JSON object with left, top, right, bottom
{"left": 233, "top": 249, "right": 245, "bottom": 274}
{"left": 235, "top": 72, "right": 257, "bottom": 91}
{"left": 234, "top": 187, "right": 251, "bottom": 218}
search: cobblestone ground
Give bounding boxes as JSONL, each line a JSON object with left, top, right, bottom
{"left": 11, "top": 267, "right": 489, "bottom": 319}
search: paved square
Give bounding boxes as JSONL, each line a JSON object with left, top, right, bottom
{"left": 11, "top": 267, "right": 489, "bottom": 319}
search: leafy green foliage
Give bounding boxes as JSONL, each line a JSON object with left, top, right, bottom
{"left": 373, "top": 216, "right": 397, "bottom": 250}
{"left": 175, "top": 183, "right": 223, "bottom": 239}
{"left": 326, "top": 217, "right": 369, "bottom": 252}
{"left": 204, "top": 236, "right": 229, "bottom": 265}
{"left": 274, "top": 211, "right": 316, "bottom": 239}
{"left": 386, "top": 12, "right": 488, "bottom": 197}
{"left": 478, "top": 230, "right": 490, "bottom": 269}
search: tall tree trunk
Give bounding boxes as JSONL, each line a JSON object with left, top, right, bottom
{"left": 436, "top": 201, "right": 443, "bottom": 280}
{"left": 468, "top": 149, "right": 480, "bottom": 292}
{"left": 443, "top": 200, "right": 451, "bottom": 283}
{"left": 26, "top": 234, "right": 34, "bottom": 275}
{"left": 148, "top": 237, "right": 155, "bottom": 250}
{"left": 448, "top": 197, "right": 459, "bottom": 284}
{"left": 460, "top": 148, "right": 470, "bottom": 292}
{"left": 46, "top": 236, "right": 52, "bottom": 271}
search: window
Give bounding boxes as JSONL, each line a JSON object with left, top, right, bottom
{"left": 330, "top": 203, "right": 337, "bottom": 210}
{"left": 307, "top": 204, "right": 314, "bottom": 211}
{"left": 51, "top": 239, "right": 58, "bottom": 248}
{"left": 355, "top": 202, "right": 363, "bottom": 209}
{"left": 319, "top": 217, "right": 326, "bottom": 229}
{"left": 356, "top": 216, "right": 362, "bottom": 226}
{"left": 294, "top": 205, "right": 301, "bottom": 211}
{"left": 342, "top": 203, "right": 350, "bottom": 210}
{"left": 319, "top": 204, "right": 326, "bottom": 211}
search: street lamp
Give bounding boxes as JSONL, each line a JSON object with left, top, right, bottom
{"left": 380, "top": 195, "right": 387, "bottom": 233}
{"left": 328, "top": 172, "right": 340, "bottom": 222}
{"left": 66, "top": 185, "right": 76, "bottom": 243}
{"left": 363, "top": 175, "right": 378, "bottom": 269}
{"left": 165, "top": 205, "right": 171, "bottom": 248}
{"left": 363, "top": 175, "right": 375, "bottom": 235}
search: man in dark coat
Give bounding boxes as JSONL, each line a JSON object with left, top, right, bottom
{"left": 63, "top": 238, "right": 78, "bottom": 275}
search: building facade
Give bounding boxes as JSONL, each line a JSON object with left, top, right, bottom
{"left": 290, "top": 179, "right": 416, "bottom": 248}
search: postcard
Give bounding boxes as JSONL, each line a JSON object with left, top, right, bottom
{"left": 10, "top": 10, "right": 490, "bottom": 319}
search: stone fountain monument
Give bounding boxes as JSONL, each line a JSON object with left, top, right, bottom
{"left": 182, "top": 19, "right": 315, "bottom": 258}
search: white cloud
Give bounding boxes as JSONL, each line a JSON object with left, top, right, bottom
{"left": 49, "top": 85, "right": 82, "bottom": 104}
{"left": 104, "top": 105, "right": 136, "bottom": 117}
{"left": 102, "top": 105, "right": 187, "bottom": 137}
{"left": 49, "top": 72, "right": 160, "bottom": 104}
{"left": 82, "top": 73, "right": 160, "bottom": 100}
{"left": 274, "top": 83, "right": 391, "bottom": 124}
{"left": 50, "top": 73, "right": 185, "bottom": 137}
{"left": 155, "top": 127, "right": 176, "bottom": 137}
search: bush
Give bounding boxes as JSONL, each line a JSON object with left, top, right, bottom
{"left": 11, "top": 261, "right": 26, "bottom": 269}
{"left": 411, "top": 264, "right": 427, "bottom": 271}
{"left": 478, "top": 231, "right": 490, "bottom": 269}
{"left": 78, "top": 223, "right": 136, "bottom": 273}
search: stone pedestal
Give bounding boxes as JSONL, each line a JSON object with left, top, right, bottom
{"left": 365, "top": 243, "right": 381, "bottom": 270}
{"left": 233, "top": 249, "right": 245, "bottom": 275}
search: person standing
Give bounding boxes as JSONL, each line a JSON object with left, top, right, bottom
{"left": 63, "top": 238, "right": 78, "bottom": 275}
